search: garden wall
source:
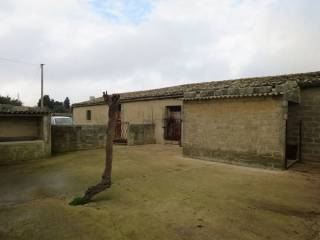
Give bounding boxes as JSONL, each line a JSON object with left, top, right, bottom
{"left": 51, "top": 125, "right": 106, "bottom": 153}
{"left": 127, "top": 124, "right": 155, "bottom": 145}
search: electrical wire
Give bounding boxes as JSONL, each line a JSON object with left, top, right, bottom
{"left": 0, "top": 56, "right": 38, "bottom": 66}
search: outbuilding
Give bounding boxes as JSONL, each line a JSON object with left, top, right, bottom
{"left": 182, "top": 72, "right": 320, "bottom": 169}
{"left": 0, "top": 105, "right": 51, "bottom": 165}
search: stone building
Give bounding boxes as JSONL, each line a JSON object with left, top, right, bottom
{"left": 72, "top": 71, "right": 320, "bottom": 168}
{"left": 0, "top": 105, "right": 51, "bottom": 165}
{"left": 73, "top": 86, "right": 186, "bottom": 144}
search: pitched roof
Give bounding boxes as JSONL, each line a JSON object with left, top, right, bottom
{"left": 72, "top": 71, "right": 320, "bottom": 107}
{"left": 0, "top": 104, "right": 49, "bottom": 115}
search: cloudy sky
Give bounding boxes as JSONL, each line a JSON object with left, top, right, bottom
{"left": 0, "top": 0, "right": 319, "bottom": 106}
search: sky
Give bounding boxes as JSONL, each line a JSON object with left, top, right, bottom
{"left": 0, "top": 0, "right": 319, "bottom": 106}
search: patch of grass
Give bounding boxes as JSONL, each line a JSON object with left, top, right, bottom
{"left": 69, "top": 197, "right": 89, "bottom": 206}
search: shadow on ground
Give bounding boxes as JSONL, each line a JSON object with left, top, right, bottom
{"left": 0, "top": 145, "right": 319, "bottom": 240}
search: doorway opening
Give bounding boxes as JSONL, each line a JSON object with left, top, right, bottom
{"left": 114, "top": 104, "right": 128, "bottom": 144}
{"left": 164, "top": 106, "right": 182, "bottom": 142}
{"left": 285, "top": 102, "right": 302, "bottom": 169}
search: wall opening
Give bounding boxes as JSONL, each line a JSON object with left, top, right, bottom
{"left": 164, "top": 106, "right": 182, "bottom": 142}
{"left": 86, "top": 110, "right": 91, "bottom": 120}
{"left": 0, "top": 116, "right": 42, "bottom": 142}
{"left": 285, "top": 101, "right": 302, "bottom": 169}
{"left": 114, "top": 104, "right": 128, "bottom": 144}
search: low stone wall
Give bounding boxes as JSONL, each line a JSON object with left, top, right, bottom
{"left": 51, "top": 125, "right": 106, "bottom": 153}
{"left": 183, "top": 145, "right": 283, "bottom": 169}
{"left": 127, "top": 124, "right": 155, "bottom": 145}
{"left": 0, "top": 140, "right": 51, "bottom": 165}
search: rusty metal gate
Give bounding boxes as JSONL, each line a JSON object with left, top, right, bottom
{"left": 114, "top": 121, "right": 128, "bottom": 144}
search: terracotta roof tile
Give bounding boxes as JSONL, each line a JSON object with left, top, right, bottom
{"left": 72, "top": 71, "right": 320, "bottom": 106}
{"left": 0, "top": 105, "right": 49, "bottom": 115}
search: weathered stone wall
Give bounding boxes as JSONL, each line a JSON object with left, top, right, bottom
{"left": 298, "top": 88, "right": 320, "bottom": 162}
{"left": 51, "top": 125, "right": 106, "bottom": 153}
{"left": 183, "top": 96, "right": 285, "bottom": 169}
{"left": 0, "top": 116, "right": 51, "bottom": 165}
{"left": 122, "top": 98, "right": 182, "bottom": 144}
{"left": 73, "top": 104, "right": 108, "bottom": 125}
{"left": 127, "top": 124, "right": 155, "bottom": 145}
{"left": 0, "top": 140, "right": 50, "bottom": 165}
{"left": 0, "top": 116, "right": 41, "bottom": 141}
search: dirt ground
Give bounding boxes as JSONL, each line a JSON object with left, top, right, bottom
{"left": 0, "top": 145, "right": 319, "bottom": 240}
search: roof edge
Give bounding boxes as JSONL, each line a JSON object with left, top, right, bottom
{"left": 184, "top": 92, "right": 283, "bottom": 101}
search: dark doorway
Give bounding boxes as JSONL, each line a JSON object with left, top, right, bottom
{"left": 285, "top": 102, "right": 302, "bottom": 169}
{"left": 114, "top": 104, "right": 128, "bottom": 144}
{"left": 164, "top": 106, "right": 182, "bottom": 142}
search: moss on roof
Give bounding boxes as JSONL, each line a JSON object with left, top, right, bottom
{"left": 0, "top": 104, "right": 49, "bottom": 115}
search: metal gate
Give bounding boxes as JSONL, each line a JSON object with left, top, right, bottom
{"left": 114, "top": 121, "right": 128, "bottom": 144}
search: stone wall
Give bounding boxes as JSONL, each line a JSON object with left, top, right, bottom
{"left": 0, "top": 116, "right": 41, "bottom": 141}
{"left": 298, "top": 88, "right": 320, "bottom": 162}
{"left": 182, "top": 96, "right": 286, "bottom": 169}
{"left": 51, "top": 125, "right": 106, "bottom": 153}
{"left": 0, "top": 140, "right": 51, "bottom": 165}
{"left": 127, "top": 124, "right": 155, "bottom": 145}
{"left": 0, "top": 115, "right": 51, "bottom": 165}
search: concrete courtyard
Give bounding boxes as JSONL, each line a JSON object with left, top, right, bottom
{"left": 0, "top": 145, "right": 319, "bottom": 240}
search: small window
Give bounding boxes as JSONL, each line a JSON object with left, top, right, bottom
{"left": 86, "top": 110, "right": 91, "bottom": 120}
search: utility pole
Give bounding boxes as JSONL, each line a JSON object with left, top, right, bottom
{"left": 40, "top": 64, "right": 44, "bottom": 108}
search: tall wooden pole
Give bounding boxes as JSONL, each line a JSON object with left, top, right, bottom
{"left": 40, "top": 64, "right": 44, "bottom": 108}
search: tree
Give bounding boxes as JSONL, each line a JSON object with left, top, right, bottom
{"left": 64, "top": 97, "right": 70, "bottom": 110}
{"left": 69, "top": 92, "right": 120, "bottom": 205}
{"left": 38, "top": 95, "right": 53, "bottom": 109}
{"left": 37, "top": 95, "right": 70, "bottom": 113}
{"left": 0, "top": 95, "right": 22, "bottom": 106}
{"left": 53, "top": 101, "right": 65, "bottom": 113}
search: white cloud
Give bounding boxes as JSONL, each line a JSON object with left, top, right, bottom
{"left": 0, "top": 0, "right": 319, "bottom": 106}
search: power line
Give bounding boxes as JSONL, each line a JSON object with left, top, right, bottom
{"left": 0, "top": 56, "right": 38, "bottom": 66}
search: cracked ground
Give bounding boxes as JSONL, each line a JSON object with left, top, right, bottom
{"left": 0, "top": 145, "right": 319, "bottom": 240}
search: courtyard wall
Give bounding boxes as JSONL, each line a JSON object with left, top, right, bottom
{"left": 127, "top": 124, "right": 155, "bottom": 145}
{"left": 51, "top": 125, "right": 106, "bottom": 153}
